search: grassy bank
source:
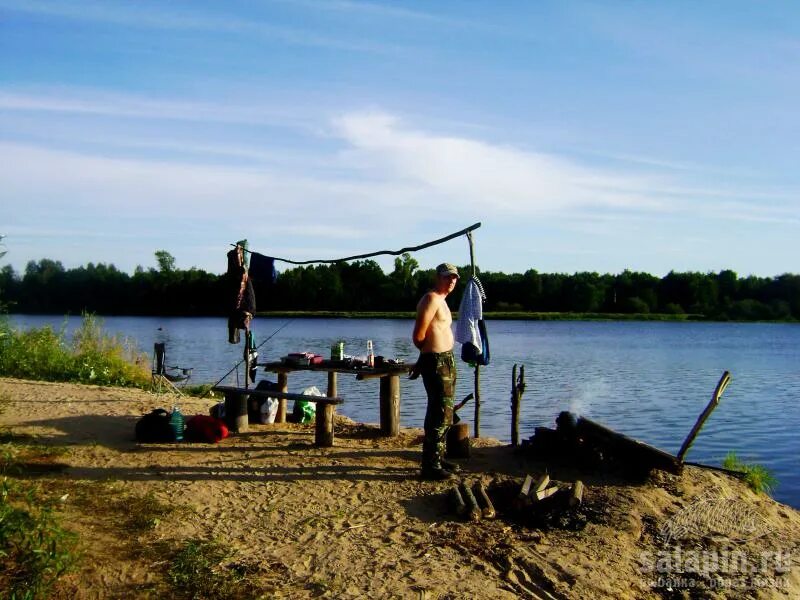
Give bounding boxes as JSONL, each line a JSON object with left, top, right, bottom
{"left": 0, "top": 313, "right": 151, "bottom": 387}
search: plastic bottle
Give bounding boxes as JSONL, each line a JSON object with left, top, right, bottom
{"left": 170, "top": 405, "right": 185, "bottom": 441}
{"left": 367, "top": 340, "right": 374, "bottom": 367}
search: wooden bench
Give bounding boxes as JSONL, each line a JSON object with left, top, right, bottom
{"left": 212, "top": 385, "right": 344, "bottom": 447}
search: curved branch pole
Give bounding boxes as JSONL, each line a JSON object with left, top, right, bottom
{"left": 677, "top": 371, "right": 731, "bottom": 462}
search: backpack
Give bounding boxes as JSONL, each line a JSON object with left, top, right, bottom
{"left": 135, "top": 408, "right": 174, "bottom": 442}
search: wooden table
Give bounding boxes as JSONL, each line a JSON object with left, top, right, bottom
{"left": 260, "top": 360, "right": 412, "bottom": 437}
{"left": 213, "top": 385, "right": 344, "bottom": 446}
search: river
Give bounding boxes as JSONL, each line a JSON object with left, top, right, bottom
{"left": 8, "top": 314, "right": 800, "bottom": 508}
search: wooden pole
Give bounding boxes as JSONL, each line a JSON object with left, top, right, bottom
{"left": 327, "top": 371, "right": 337, "bottom": 398}
{"left": 473, "top": 366, "right": 481, "bottom": 438}
{"left": 677, "top": 371, "right": 731, "bottom": 463}
{"left": 380, "top": 374, "right": 400, "bottom": 436}
{"left": 310, "top": 371, "right": 339, "bottom": 447}
{"left": 511, "top": 364, "right": 519, "bottom": 446}
{"left": 466, "top": 230, "right": 481, "bottom": 439}
{"left": 315, "top": 400, "right": 336, "bottom": 447}
{"left": 276, "top": 372, "right": 288, "bottom": 423}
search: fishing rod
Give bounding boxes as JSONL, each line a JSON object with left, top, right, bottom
{"left": 201, "top": 318, "right": 295, "bottom": 398}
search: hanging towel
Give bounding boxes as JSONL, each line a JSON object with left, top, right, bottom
{"left": 456, "top": 276, "right": 489, "bottom": 364}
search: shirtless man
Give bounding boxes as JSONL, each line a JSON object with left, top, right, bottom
{"left": 412, "top": 263, "right": 459, "bottom": 480}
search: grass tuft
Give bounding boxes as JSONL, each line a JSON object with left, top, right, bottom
{"left": 722, "top": 451, "right": 779, "bottom": 495}
{"left": 167, "top": 538, "right": 258, "bottom": 600}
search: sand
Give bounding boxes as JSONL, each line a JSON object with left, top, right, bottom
{"left": 1, "top": 376, "right": 799, "bottom": 599}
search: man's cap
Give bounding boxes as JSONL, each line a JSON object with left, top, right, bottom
{"left": 436, "top": 263, "right": 459, "bottom": 278}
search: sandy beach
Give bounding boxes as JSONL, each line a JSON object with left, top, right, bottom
{"left": 1, "top": 376, "right": 799, "bottom": 599}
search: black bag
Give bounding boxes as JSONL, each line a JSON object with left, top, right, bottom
{"left": 135, "top": 408, "right": 174, "bottom": 442}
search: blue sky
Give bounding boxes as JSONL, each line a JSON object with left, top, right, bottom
{"left": 1, "top": 1, "right": 798, "bottom": 278}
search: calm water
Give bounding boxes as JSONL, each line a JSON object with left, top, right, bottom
{"left": 9, "top": 315, "right": 800, "bottom": 508}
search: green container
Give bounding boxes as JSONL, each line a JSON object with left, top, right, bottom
{"left": 331, "top": 340, "right": 344, "bottom": 361}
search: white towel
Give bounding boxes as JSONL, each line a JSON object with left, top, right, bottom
{"left": 455, "top": 277, "right": 486, "bottom": 352}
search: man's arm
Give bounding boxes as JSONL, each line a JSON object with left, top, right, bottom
{"left": 412, "top": 293, "right": 437, "bottom": 350}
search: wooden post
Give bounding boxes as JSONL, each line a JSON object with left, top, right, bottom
{"left": 312, "top": 371, "right": 339, "bottom": 447}
{"left": 511, "top": 364, "right": 519, "bottom": 446}
{"left": 276, "top": 372, "right": 288, "bottom": 423}
{"left": 446, "top": 422, "right": 470, "bottom": 458}
{"left": 327, "top": 371, "right": 337, "bottom": 398}
{"left": 315, "top": 400, "right": 336, "bottom": 447}
{"left": 380, "top": 374, "right": 400, "bottom": 436}
{"left": 677, "top": 371, "right": 731, "bottom": 462}
{"left": 224, "top": 391, "right": 249, "bottom": 433}
{"left": 473, "top": 365, "right": 481, "bottom": 438}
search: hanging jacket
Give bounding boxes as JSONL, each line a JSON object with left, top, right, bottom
{"left": 455, "top": 276, "right": 489, "bottom": 365}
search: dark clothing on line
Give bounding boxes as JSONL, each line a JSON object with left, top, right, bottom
{"left": 249, "top": 252, "right": 277, "bottom": 284}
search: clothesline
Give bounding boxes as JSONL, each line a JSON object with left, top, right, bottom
{"left": 231, "top": 222, "right": 481, "bottom": 265}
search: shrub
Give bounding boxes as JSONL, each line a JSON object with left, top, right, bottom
{"left": 0, "top": 313, "right": 150, "bottom": 387}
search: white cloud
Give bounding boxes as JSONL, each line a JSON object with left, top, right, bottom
{"left": 332, "top": 111, "right": 663, "bottom": 215}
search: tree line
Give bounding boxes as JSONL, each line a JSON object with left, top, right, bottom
{"left": 1, "top": 251, "right": 798, "bottom": 321}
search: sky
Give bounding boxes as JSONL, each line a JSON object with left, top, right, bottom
{"left": 1, "top": 0, "right": 798, "bottom": 278}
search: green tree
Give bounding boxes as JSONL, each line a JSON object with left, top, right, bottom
{"left": 154, "top": 250, "right": 176, "bottom": 273}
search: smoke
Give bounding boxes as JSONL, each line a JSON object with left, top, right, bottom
{"left": 568, "top": 378, "right": 609, "bottom": 416}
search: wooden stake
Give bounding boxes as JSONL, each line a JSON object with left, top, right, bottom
{"left": 276, "top": 372, "right": 288, "bottom": 423}
{"left": 473, "top": 365, "right": 481, "bottom": 439}
{"left": 511, "top": 364, "right": 526, "bottom": 447}
{"left": 677, "top": 371, "right": 731, "bottom": 463}
{"left": 472, "top": 482, "right": 496, "bottom": 519}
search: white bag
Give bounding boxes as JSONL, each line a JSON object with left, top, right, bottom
{"left": 260, "top": 397, "right": 279, "bottom": 424}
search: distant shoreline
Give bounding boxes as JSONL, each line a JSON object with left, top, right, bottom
{"left": 254, "top": 310, "right": 776, "bottom": 322}
{"left": 8, "top": 311, "right": 798, "bottom": 323}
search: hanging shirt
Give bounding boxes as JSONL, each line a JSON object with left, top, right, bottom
{"left": 455, "top": 276, "right": 486, "bottom": 356}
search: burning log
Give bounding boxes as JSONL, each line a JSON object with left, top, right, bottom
{"left": 555, "top": 412, "right": 682, "bottom": 475}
